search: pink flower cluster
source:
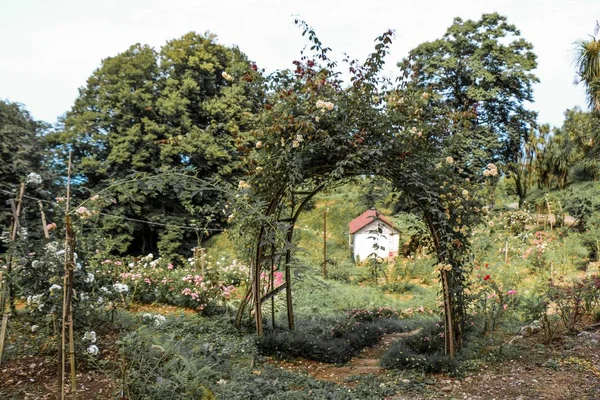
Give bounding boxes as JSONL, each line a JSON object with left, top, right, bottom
{"left": 120, "top": 272, "right": 143, "bottom": 281}
{"left": 260, "top": 271, "right": 284, "bottom": 288}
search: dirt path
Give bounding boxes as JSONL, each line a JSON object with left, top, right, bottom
{"left": 269, "top": 330, "right": 418, "bottom": 385}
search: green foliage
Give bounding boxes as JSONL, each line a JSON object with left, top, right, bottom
{"left": 0, "top": 100, "right": 56, "bottom": 249}
{"left": 565, "top": 192, "right": 595, "bottom": 227}
{"left": 52, "top": 32, "right": 264, "bottom": 258}
{"left": 574, "top": 29, "right": 600, "bottom": 111}
{"left": 547, "top": 276, "right": 600, "bottom": 333}
{"left": 407, "top": 13, "right": 538, "bottom": 172}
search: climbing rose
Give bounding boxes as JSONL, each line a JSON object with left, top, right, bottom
{"left": 483, "top": 275, "right": 490, "bottom": 281}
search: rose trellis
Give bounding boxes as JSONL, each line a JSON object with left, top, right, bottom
{"left": 233, "top": 24, "right": 483, "bottom": 357}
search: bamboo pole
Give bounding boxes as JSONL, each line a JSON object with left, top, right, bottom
{"left": 6, "top": 183, "right": 26, "bottom": 313}
{"left": 200, "top": 248, "right": 205, "bottom": 276}
{"left": 39, "top": 200, "right": 49, "bottom": 239}
{"left": 0, "top": 272, "right": 7, "bottom": 367}
{"left": 0, "top": 183, "right": 26, "bottom": 364}
{"left": 323, "top": 209, "right": 328, "bottom": 279}
{"left": 59, "top": 152, "right": 76, "bottom": 399}
{"left": 270, "top": 243, "right": 275, "bottom": 330}
{"left": 68, "top": 312, "right": 76, "bottom": 400}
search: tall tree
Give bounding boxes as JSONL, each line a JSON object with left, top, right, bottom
{"left": 537, "top": 108, "right": 599, "bottom": 188}
{"left": 54, "top": 33, "right": 263, "bottom": 258}
{"left": 575, "top": 23, "right": 600, "bottom": 111}
{"left": 0, "top": 100, "right": 55, "bottom": 250}
{"left": 406, "top": 13, "right": 539, "bottom": 206}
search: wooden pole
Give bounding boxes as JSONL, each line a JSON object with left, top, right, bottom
{"left": 68, "top": 312, "right": 76, "bottom": 400}
{"left": 270, "top": 243, "right": 276, "bottom": 330}
{"left": 252, "top": 253, "right": 263, "bottom": 336}
{"left": 200, "top": 248, "right": 205, "bottom": 276}
{"left": 6, "top": 183, "right": 26, "bottom": 314}
{"left": 1, "top": 183, "right": 26, "bottom": 362}
{"left": 59, "top": 152, "right": 76, "bottom": 399}
{"left": 323, "top": 208, "right": 328, "bottom": 279}
{"left": 39, "top": 201, "right": 49, "bottom": 239}
{"left": 0, "top": 272, "right": 7, "bottom": 366}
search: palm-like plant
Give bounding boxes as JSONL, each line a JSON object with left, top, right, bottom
{"left": 574, "top": 23, "right": 600, "bottom": 111}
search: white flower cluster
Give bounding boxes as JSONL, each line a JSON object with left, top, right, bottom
{"left": 26, "top": 294, "right": 45, "bottom": 312}
{"left": 84, "top": 272, "right": 94, "bottom": 283}
{"left": 292, "top": 134, "right": 304, "bottom": 148}
{"left": 83, "top": 330, "right": 97, "bottom": 343}
{"left": 26, "top": 172, "right": 42, "bottom": 185}
{"left": 75, "top": 206, "right": 93, "bottom": 219}
{"left": 113, "top": 283, "right": 129, "bottom": 293}
{"left": 83, "top": 331, "right": 99, "bottom": 356}
{"left": 142, "top": 313, "right": 167, "bottom": 327}
{"left": 316, "top": 100, "right": 334, "bottom": 111}
{"left": 87, "top": 345, "right": 99, "bottom": 356}
{"left": 483, "top": 163, "right": 498, "bottom": 177}
{"left": 49, "top": 284, "right": 62, "bottom": 294}
{"left": 221, "top": 71, "right": 233, "bottom": 81}
{"left": 238, "top": 180, "right": 250, "bottom": 190}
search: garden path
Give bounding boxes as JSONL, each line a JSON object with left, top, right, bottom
{"left": 269, "top": 329, "right": 419, "bottom": 385}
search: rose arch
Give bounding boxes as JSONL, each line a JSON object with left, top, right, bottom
{"left": 233, "top": 26, "right": 483, "bottom": 358}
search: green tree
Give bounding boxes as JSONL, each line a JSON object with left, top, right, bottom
{"left": 53, "top": 33, "right": 263, "bottom": 258}
{"left": 537, "top": 108, "right": 599, "bottom": 188}
{"left": 406, "top": 13, "right": 539, "bottom": 206}
{"left": 575, "top": 24, "right": 600, "bottom": 111}
{"left": 0, "top": 100, "right": 55, "bottom": 249}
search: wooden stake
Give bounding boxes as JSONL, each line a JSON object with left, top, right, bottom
{"left": 200, "top": 248, "right": 205, "bottom": 276}
{"left": 68, "top": 313, "right": 76, "bottom": 400}
{"left": 323, "top": 209, "right": 328, "bottom": 279}
{"left": 270, "top": 243, "right": 276, "bottom": 330}
{"left": 6, "top": 183, "right": 26, "bottom": 314}
{"left": 1, "top": 183, "right": 26, "bottom": 363}
{"left": 0, "top": 272, "right": 7, "bottom": 367}
{"left": 59, "top": 152, "right": 76, "bottom": 399}
{"left": 252, "top": 254, "right": 263, "bottom": 336}
{"left": 39, "top": 200, "right": 49, "bottom": 239}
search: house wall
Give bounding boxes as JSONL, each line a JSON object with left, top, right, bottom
{"left": 352, "top": 221, "right": 399, "bottom": 262}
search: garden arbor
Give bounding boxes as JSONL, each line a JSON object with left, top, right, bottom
{"left": 235, "top": 26, "right": 483, "bottom": 358}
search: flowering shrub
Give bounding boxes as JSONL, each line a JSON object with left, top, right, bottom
{"left": 469, "top": 263, "right": 519, "bottom": 333}
{"left": 504, "top": 210, "right": 533, "bottom": 234}
{"left": 547, "top": 276, "right": 600, "bottom": 332}
{"left": 523, "top": 231, "right": 554, "bottom": 270}
{"left": 17, "top": 241, "right": 102, "bottom": 317}
{"left": 98, "top": 254, "right": 245, "bottom": 312}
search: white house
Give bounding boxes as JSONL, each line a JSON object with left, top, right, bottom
{"left": 348, "top": 209, "right": 400, "bottom": 263}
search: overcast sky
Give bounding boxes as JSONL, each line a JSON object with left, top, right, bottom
{"left": 1, "top": 0, "right": 598, "bottom": 127}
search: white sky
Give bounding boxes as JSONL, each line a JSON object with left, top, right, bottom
{"left": 1, "top": 0, "right": 598, "bottom": 127}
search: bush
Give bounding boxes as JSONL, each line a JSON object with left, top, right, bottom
{"left": 547, "top": 276, "right": 600, "bottom": 332}
{"left": 565, "top": 193, "right": 595, "bottom": 228}
{"left": 257, "top": 318, "right": 381, "bottom": 363}
{"left": 381, "top": 281, "right": 416, "bottom": 294}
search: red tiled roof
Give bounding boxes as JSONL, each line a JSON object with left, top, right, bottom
{"left": 348, "top": 209, "right": 398, "bottom": 234}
